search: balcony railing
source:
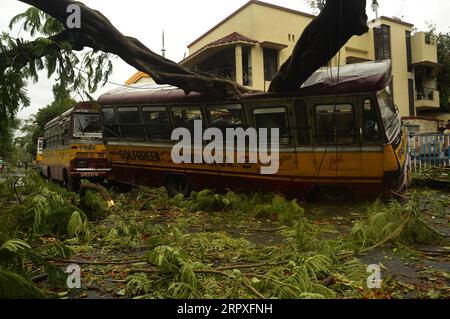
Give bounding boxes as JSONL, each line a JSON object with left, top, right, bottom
{"left": 416, "top": 87, "right": 435, "bottom": 101}
{"left": 243, "top": 67, "right": 253, "bottom": 86}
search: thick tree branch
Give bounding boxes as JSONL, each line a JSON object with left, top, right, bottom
{"left": 18, "top": 0, "right": 246, "bottom": 98}
{"left": 269, "top": 0, "right": 369, "bottom": 92}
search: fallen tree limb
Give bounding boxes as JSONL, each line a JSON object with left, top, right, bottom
{"left": 49, "top": 258, "right": 144, "bottom": 265}
{"left": 79, "top": 182, "right": 115, "bottom": 207}
{"left": 216, "top": 261, "right": 286, "bottom": 271}
{"left": 18, "top": 0, "right": 247, "bottom": 98}
{"left": 128, "top": 261, "right": 288, "bottom": 274}
{"left": 12, "top": 177, "right": 23, "bottom": 205}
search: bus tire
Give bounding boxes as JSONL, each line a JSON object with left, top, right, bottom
{"left": 64, "top": 170, "right": 80, "bottom": 192}
{"left": 47, "top": 168, "right": 52, "bottom": 181}
{"left": 318, "top": 186, "right": 351, "bottom": 203}
{"left": 165, "top": 174, "right": 192, "bottom": 198}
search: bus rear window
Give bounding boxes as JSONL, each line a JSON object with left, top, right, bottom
{"left": 74, "top": 113, "right": 102, "bottom": 137}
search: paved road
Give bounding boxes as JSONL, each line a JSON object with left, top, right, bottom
{"left": 0, "top": 167, "right": 27, "bottom": 183}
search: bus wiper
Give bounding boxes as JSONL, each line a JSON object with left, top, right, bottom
{"left": 77, "top": 116, "right": 85, "bottom": 136}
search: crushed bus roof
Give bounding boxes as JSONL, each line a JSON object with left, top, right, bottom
{"left": 98, "top": 60, "right": 392, "bottom": 106}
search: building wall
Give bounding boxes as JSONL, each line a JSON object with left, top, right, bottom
{"left": 251, "top": 5, "right": 313, "bottom": 90}
{"left": 412, "top": 32, "right": 438, "bottom": 63}
{"left": 369, "top": 19, "right": 414, "bottom": 117}
{"left": 188, "top": 5, "right": 257, "bottom": 54}
{"left": 342, "top": 30, "right": 375, "bottom": 64}
{"left": 187, "top": 4, "right": 315, "bottom": 91}
{"left": 403, "top": 118, "right": 439, "bottom": 134}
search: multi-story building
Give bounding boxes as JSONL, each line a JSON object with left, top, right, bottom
{"left": 126, "top": 0, "right": 444, "bottom": 131}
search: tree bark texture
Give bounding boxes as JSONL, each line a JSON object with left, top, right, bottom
{"left": 269, "top": 0, "right": 369, "bottom": 92}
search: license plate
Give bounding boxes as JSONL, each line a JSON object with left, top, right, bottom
{"left": 80, "top": 172, "right": 99, "bottom": 177}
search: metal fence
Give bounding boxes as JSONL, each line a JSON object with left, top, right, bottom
{"left": 408, "top": 133, "right": 450, "bottom": 172}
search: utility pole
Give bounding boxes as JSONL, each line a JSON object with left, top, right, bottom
{"left": 161, "top": 30, "right": 166, "bottom": 58}
{"left": 372, "top": 0, "right": 379, "bottom": 19}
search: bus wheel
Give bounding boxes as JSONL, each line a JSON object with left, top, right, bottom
{"left": 64, "top": 172, "right": 80, "bottom": 192}
{"left": 47, "top": 168, "right": 52, "bottom": 181}
{"left": 318, "top": 186, "right": 351, "bottom": 203}
{"left": 165, "top": 175, "right": 192, "bottom": 198}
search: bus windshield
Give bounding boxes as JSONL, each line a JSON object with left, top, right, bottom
{"left": 37, "top": 139, "right": 44, "bottom": 153}
{"left": 377, "top": 87, "right": 400, "bottom": 140}
{"left": 73, "top": 113, "right": 102, "bottom": 137}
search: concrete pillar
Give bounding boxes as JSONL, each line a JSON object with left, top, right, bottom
{"left": 235, "top": 45, "right": 243, "bottom": 85}
{"left": 251, "top": 46, "right": 265, "bottom": 91}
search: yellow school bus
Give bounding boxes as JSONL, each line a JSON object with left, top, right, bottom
{"left": 41, "top": 102, "right": 111, "bottom": 190}
{"left": 35, "top": 137, "right": 44, "bottom": 165}
{"left": 98, "top": 61, "right": 410, "bottom": 200}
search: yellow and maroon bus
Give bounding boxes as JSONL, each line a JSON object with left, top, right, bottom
{"left": 98, "top": 61, "right": 410, "bottom": 200}
{"left": 41, "top": 102, "right": 111, "bottom": 190}
{"left": 35, "top": 137, "right": 44, "bottom": 165}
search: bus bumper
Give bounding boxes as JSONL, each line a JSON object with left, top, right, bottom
{"left": 383, "top": 157, "right": 412, "bottom": 197}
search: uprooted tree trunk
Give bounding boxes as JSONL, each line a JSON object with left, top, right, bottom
{"left": 18, "top": 0, "right": 249, "bottom": 99}
{"left": 269, "top": 0, "right": 369, "bottom": 92}
{"left": 17, "top": 0, "right": 368, "bottom": 97}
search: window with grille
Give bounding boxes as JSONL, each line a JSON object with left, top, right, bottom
{"left": 406, "top": 31, "right": 413, "bottom": 72}
{"left": 263, "top": 48, "right": 279, "bottom": 81}
{"left": 374, "top": 24, "right": 391, "bottom": 61}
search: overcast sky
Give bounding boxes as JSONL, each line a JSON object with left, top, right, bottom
{"left": 1, "top": 0, "right": 449, "bottom": 121}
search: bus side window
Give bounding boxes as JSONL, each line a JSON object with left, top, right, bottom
{"left": 102, "top": 107, "right": 120, "bottom": 139}
{"left": 295, "top": 100, "right": 310, "bottom": 145}
{"left": 362, "top": 99, "right": 381, "bottom": 142}
{"left": 117, "top": 107, "right": 145, "bottom": 141}
{"left": 315, "top": 104, "right": 355, "bottom": 145}
{"left": 63, "top": 119, "right": 69, "bottom": 135}
{"left": 43, "top": 131, "right": 47, "bottom": 149}
{"left": 208, "top": 104, "right": 243, "bottom": 131}
{"left": 49, "top": 126, "right": 54, "bottom": 147}
{"left": 172, "top": 106, "right": 203, "bottom": 133}
{"left": 142, "top": 106, "right": 172, "bottom": 141}
{"left": 253, "top": 107, "right": 290, "bottom": 145}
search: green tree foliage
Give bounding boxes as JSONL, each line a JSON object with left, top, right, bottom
{"left": 427, "top": 26, "right": 450, "bottom": 112}
{"left": 0, "top": 117, "right": 20, "bottom": 160}
{"left": 0, "top": 7, "right": 113, "bottom": 154}
{"left": 436, "top": 32, "right": 450, "bottom": 111}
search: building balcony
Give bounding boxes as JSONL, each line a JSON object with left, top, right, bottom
{"left": 412, "top": 32, "right": 438, "bottom": 64}
{"left": 415, "top": 87, "right": 440, "bottom": 110}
